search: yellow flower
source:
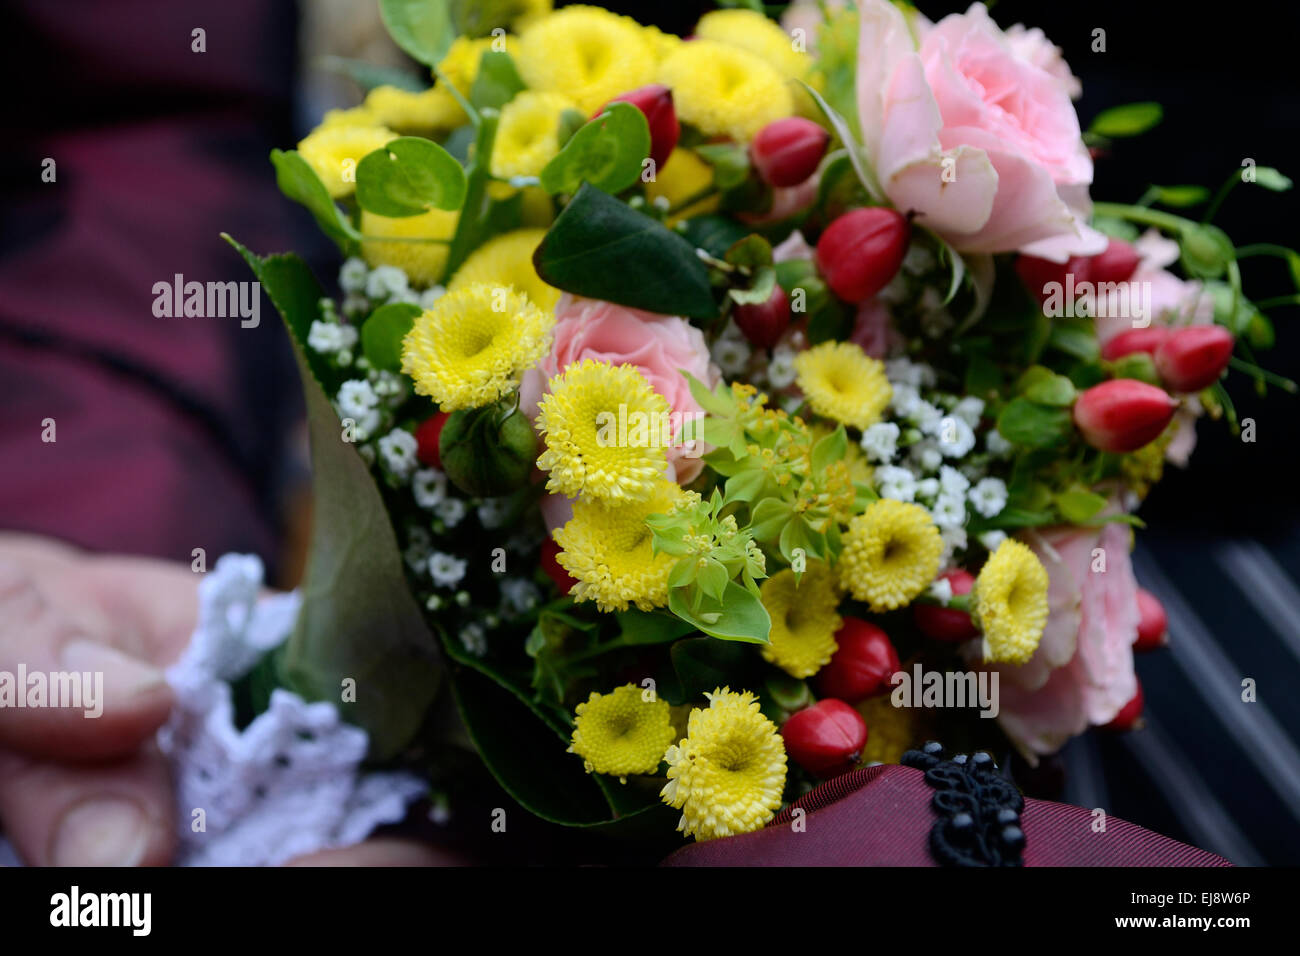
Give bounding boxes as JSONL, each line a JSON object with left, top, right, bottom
{"left": 429, "top": 35, "right": 521, "bottom": 128}
{"left": 553, "top": 479, "right": 694, "bottom": 612}
{"left": 319, "top": 106, "right": 381, "bottom": 128}
{"left": 656, "top": 39, "right": 793, "bottom": 142}
{"left": 297, "top": 124, "right": 396, "bottom": 198}
{"left": 401, "top": 282, "right": 553, "bottom": 410}
{"left": 695, "top": 9, "right": 810, "bottom": 81}
{"left": 491, "top": 90, "right": 577, "bottom": 179}
{"left": 644, "top": 148, "right": 719, "bottom": 226}
{"left": 759, "top": 563, "right": 842, "bottom": 679}
{"left": 448, "top": 228, "right": 559, "bottom": 311}
{"left": 516, "top": 6, "right": 657, "bottom": 113}
{"left": 362, "top": 85, "right": 454, "bottom": 136}
{"left": 973, "top": 539, "right": 1049, "bottom": 665}
{"left": 856, "top": 690, "right": 929, "bottom": 766}
{"left": 794, "top": 342, "right": 892, "bottom": 430}
{"left": 568, "top": 684, "right": 676, "bottom": 781}
{"left": 536, "top": 360, "right": 670, "bottom": 502}
{"left": 661, "top": 687, "right": 787, "bottom": 841}
{"left": 360, "top": 207, "right": 458, "bottom": 287}
{"left": 838, "top": 499, "right": 943, "bottom": 611}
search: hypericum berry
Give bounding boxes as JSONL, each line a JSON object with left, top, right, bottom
{"left": 1073, "top": 379, "right": 1177, "bottom": 453}
{"left": 1134, "top": 587, "right": 1169, "bottom": 652}
{"left": 1016, "top": 238, "right": 1140, "bottom": 305}
{"left": 1154, "top": 325, "right": 1235, "bottom": 393}
{"left": 781, "top": 698, "right": 868, "bottom": 778}
{"left": 1101, "top": 327, "right": 1170, "bottom": 362}
{"left": 816, "top": 618, "right": 899, "bottom": 703}
{"left": 1085, "top": 237, "right": 1141, "bottom": 285}
{"left": 733, "top": 284, "right": 791, "bottom": 350}
{"left": 1104, "top": 682, "right": 1144, "bottom": 732}
{"left": 540, "top": 538, "right": 577, "bottom": 596}
{"left": 816, "top": 207, "right": 910, "bottom": 303}
{"left": 415, "top": 411, "right": 451, "bottom": 469}
{"left": 913, "top": 569, "right": 978, "bottom": 642}
{"left": 750, "top": 117, "right": 830, "bottom": 188}
{"left": 596, "top": 84, "right": 679, "bottom": 171}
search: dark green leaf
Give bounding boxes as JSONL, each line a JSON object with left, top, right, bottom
{"left": 671, "top": 636, "right": 758, "bottom": 699}
{"left": 361, "top": 302, "right": 421, "bottom": 372}
{"left": 356, "top": 136, "right": 467, "bottom": 217}
{"left": 997, "top": 398, "right": 1073, "bottom": 449}
{"left": 270, "top": 149, "right": 361, "bottom": 253}
{"left": 540, "top": 103, "right": 650, "bottom": 195}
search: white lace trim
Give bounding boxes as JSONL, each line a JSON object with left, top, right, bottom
{"left": 157, "top": 554, "right": 426, "bottom": 866}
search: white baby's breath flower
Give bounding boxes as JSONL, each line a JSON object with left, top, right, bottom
{"left": 419, "top": 285, "right": 447, "bottom": 310}
{"left": 875, "top": 464, "right": 917, "bottom": 502}
{"left": 953, "top": 396, "right": 985, "bottom": 428}
{"left": 938, "top": 464, "right": 970, "bottom": 497}
{"left": 930, "top": 415, "right": 976, "bottom": 459}
{"left": 986, "top": 429, "right": 1014, "bottom": 458}
{"left": 969, "top": 477, "right": 1008, "bottom": 518}
{"left": 337, "top": 379, "right": 379, "bottom": 416}
{"left": 978, "top": 530, "right": 1007, "bottom": 552}
{"left": 412, "top": 468, "right": 448, "bottom": 509}
{"left": 308, "top": 319, "right": 359, "bottom": 355}
{"left": 477, "top": 497, "right": 510, "bottom": 529}
{"left": 378, "top": 428, "right": 419, "bottom": 480}
{"left": 712, "top": 336, "right": 752, "bottom": 376}
{"left": 501, "top": 578, "right": 541, "bottom": 615}
{"left": 435, "top": 496, "right": 467, "bottom": 528}
{"left": 910, "top": 439, "right": 943, "bottom": 473}
{"left": 939, "top": 525, "right": 968, "bottom": 566}
{"left": 339, "top": 257, "right": 369, "bottom": 294}
{"left": 404, "top": 526, "right": 432, "bottom": 571}
{"left": 926, "top": 576, "right": 954, "bottom": 603}
{"left": 768, "top": 345, "right": 799, "bottom": 389}
{"left": 428, "top": 551, "right": 468, "bottom": 588}
{"left": 885, "top": 357, "right": 937, "bottom": 389}
{"left": 366, "top": 265, "right": 409, "bottom": 301}
{"left": 860, "top": 421, "right": 901, "bottom": 463}
{"left": 342, "top": 293, "right": 370, "bottom": 316}
{"left": 902, "top": 245, "right": 937, "bottom": 276}
{"left": 916, "top": 477, "right": 940, "bottom": 501}
{"left": 930, "top": 493, "right": 967, "bottom": 530}
{"left": 460, "top": 622, "right": 488, "bottom": 657}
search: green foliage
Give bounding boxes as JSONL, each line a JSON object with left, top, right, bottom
{"left": 1088, "top": 102, "right": 1163, "bottom": 139}
{"left": 379, "top": 0, "right": 456, "bottom": 67}
{"left": 540, "top": 102, "right": 651, "bottom": 195}
{"left": 469, "top": 51, "right": 525, "bottom": 111}
{"left": 360, "top": 302, "right": 421, "bottom": 372}
{"left": 356, "top": 136, "right": 467, "bottom": 217}
{"left": 270, "top": 150, "right": 361, "bottom": 253}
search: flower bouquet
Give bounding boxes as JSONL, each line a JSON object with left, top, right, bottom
{"left": 213, "top": 0, "right": 1296, "bottom": 857}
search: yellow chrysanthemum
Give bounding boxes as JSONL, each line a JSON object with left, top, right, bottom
{"left": 644, "top": 148, "right": 719, "bottom": 226}
{"left": 297, "top": 124, "right": 396, "bottom": 198}
{"left": 553, "top": 479, "right": 693, "bottom": 612}
{"left": 661, "top": 687, "right": 787, "bottom": 842}
{"left": 490, "top": 90, "right": 577, "bottom": 179}
{"left": 448, "top": 228, "right": 559, "bottom": 311}
{"left": 973, "top": 539, "right": 1049, "bottom": 665}
{"left": 516, "top": 6, "right": 657, "bottom": 113}
{"left": 362, "top": 85, "right": 456, "bottom": 136}
{"left": 656, "top": 39, "right": 794, "bottom": 142}
{"left": 536, "top": 360, "right": 671, "bottom": 502}
{"left": 794, "top": 342, "right": 893, "bottom": 430}
{"left": 695, "top": 9, "right": 810, "bottom": 81}
{"left": 568, "top": 684, "right": 676, "bottom": 781}
{"left": 838, "top": 499, "right": 943, "bottom": 611}
{"left": 319, "top": 106, "right": 381, "bottom": 128}
{"left": 360, "top": 207, "right": 458, "bottom": 287}
{"left": 856, "top": 690, "right": 929, "bottom": 767}
{"left": 401, "top": 282, "right": 553, "bottom": 410}
{"left": 642, "top": 23, "right": 684, "bottom": 61}
{"left": 759, "top": 562, "right": 843, "bottom": 678}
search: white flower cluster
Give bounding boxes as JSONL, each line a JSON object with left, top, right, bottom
{"left": 338, "top": 257, "right": 446, "bottom": 318}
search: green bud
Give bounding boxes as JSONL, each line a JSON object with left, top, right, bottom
{"left": 439, "top": 400, "right": 537, "bottom": 497}
{"left": 1109, "top": 352, "right": 1160, "bottom": 385}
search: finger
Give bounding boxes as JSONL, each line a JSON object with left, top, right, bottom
{"left": 282, "top": 837, "right": 470, "bottom": 867}
{"left": 0, "top": 561, "right": 172, "bottom": 761}
{"left": 0, "top": 745, "right": 175, "bottom": 866}
{"left": 80, "top": 554, "right": 200, "bottom": 667}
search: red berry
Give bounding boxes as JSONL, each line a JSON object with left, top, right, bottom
{"left": 415, "top": 411, "right": 450, "bottom": 469}
{"left": 596, "top": 84, "right": 679, "bottom": 171}
{"left": 1017, "top": 238, "right": 1139, "bottom": 306}
{"left": 816, "top": 207, "right": 910, "bottom": 303}
{"left": 540, "top": 538, "right": 577, "bottom": 596}
{"left": 1104, "top": 682, "right": 1144, "bottom": 732}
{"left": 816, "top": 618, "right": 900, "bottom": 703}
{"left": 1087, "top": 238, "right": 1141, "bottom": 285}
{"left": 1073, "top": 379, "right": 1177, "bottom": 453}
{"left": 913, "top": 569, "right": 978, "bottom": 642}
{"left": 750, "top": 117, "right": 830, "bottom": 188}
{"left": 781, "top": 699, "right": 868, "bottom": 778}
{"left": 1134, "top": 588, "right": 1168, "bottom": 652}
{"left": 1101, "top": 327, "right": 1170, "bottom": 362}
{"left": 733, "top": 284, "right": 791, "bottom": 350}
{"left": 1154, "top": 325, "right": 1235, "bottom": 393}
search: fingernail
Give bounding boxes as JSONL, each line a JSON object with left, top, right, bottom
{"left": 60, "top": 640, "right": 167, "bottom": 702}
{"left": 51, "top": 797, "right": 150, "bottom": 866}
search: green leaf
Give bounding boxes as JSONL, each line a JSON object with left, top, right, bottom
{"left": 997, "top": 398, "right": 1073, "bottom": 449}
{"left": 1147, "top": 184, "right": 1210, "bottom": 208}
{"left": 1250, "top": 167, "right": 1293, "bottom": 192}
{"left": 695, "top": 142, "right": 751, "bottom": 190}
{"left": 226, "top": 237, "right": 440, "bottom": 760}
{"left": 749, "top": 497, "right": 794, "bottom": 543}
{"left": 356, "top": 136, "right": 467, "bottom": 217}
{"left": 811, "top": 425, "right": 848, "bottom": 474}
{"left": 1055, "top": 487, "right": 1108, "bottom": 523}
{"left": 540, "top": 102, "right": 650, "bottom": 196}
{"left": 316, "top": 55, "right": 426, "bottom": 93}
{"left": 676, "top": 215, "right": 751, "bottom": 259}
{"left": 1047, "top": 321, "right": 1101, "bottom": 362}
{"left": 379, "top": 0, "right": 456, "bottom": 67}
{"left": 612, "top": 610, "right": 696, "bottom": 647}
{"left": 697, "top": 560, "right": 730, "bottom": 603}
{"left": 728, "top": 265, "right": 776, "bottom": 306}
{"left": 799, "top": 80, "right": 882, "bottom": 201}
{"left": 722, "top": 467, "right": 768, "bottom": 505}
{"left": 1088, "top": 102, "right": 1163, "bottom": 138}
{"left": 534, "top": 183, "right": 718, "bottom": 319}
{"left": 668, "top": 581, "right": 771, "bottom": 644}
{"left": 270, "top": 149, "right": 361, "bottom": 252}
{"left": 1180, "top": 223, "right": 1235, "bottom": 279}
{"left": 469, "top": 50, "right": 524, "bottom": 111}
{"left": 671, "top": 636, "right": 758, "bottom": 699}
{"left": 361, "top": 302, "right": 421, "bottom": 372}
{"left": 1022, "top": 371, "right": 1077, "bottom": 407}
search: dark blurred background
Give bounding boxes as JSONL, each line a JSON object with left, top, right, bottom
{"left": 4, "top": 0, "right": 1298, "bottom": 863}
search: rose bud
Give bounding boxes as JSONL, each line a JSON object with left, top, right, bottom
{"left": 1154, "top": 325, "right": 1235, "bottom": 393}
{"left": 913, "top": 569, "right": 979, "bottom": 643}
{"left": 733, "top": 284, "right": 791, "bottom": 350}
{"left": 1073, "top": 379, "right": 1177, "bottom": 453}
{"left": 816, "top": 618, "right": 899, "bottom": 703}
{"left": 596, "top": 84, "right": 678, "bottom": 171}
{"left": 1101, "top": 327, "right": 1170, "bottom": 362}
{"left": 540, "top": 538, "right": 578, "bottom": 596}
{"left": 816, "top": 207, "right": 910, "bottom": 303}
{"left": 1134, "top": 587, "right": 1169, "bottom": 652}
{"left": 414, "top": 411, "right": 450, "bottom": 469}
{"left": 781, "top": 698, "right": 868, "bottom": 778}
{"left": 1086, "top": 237, "right": 1141, "bottom": 285}
{"left": 1103, "top": 682, "right": 1144, "bottom": 732}
{"left": 750, "top": 117, "right": 830, "bottom": 188}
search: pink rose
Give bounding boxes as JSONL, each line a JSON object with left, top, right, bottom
{"left": 992, "top": 520, "right": 1140, "bottom": 761}
{"left": 520, "top": 294, "right": 721, "bottom": 484}
{"left": 856, "top": 1, "right": 1105, "bottom": 258}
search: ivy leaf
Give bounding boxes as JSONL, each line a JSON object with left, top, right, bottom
{"left": 361, "top": 302, "right": 421, "bottom": 372}
{"left": 356, "top": 137, "right": 467, "bottom": 217}
{"left": 539, "top": 103, "right": 650, "bottom": 196}
{"left": 270, "top": 149, "right": 361, "bottom": 253}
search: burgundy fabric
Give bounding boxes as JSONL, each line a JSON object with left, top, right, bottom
{"left": 661, "top": 765, "right": 1231, "bottom": 866}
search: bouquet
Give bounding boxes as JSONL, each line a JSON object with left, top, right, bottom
{"left": 214, "top": 0, "right": 1296, "bottom": 854}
